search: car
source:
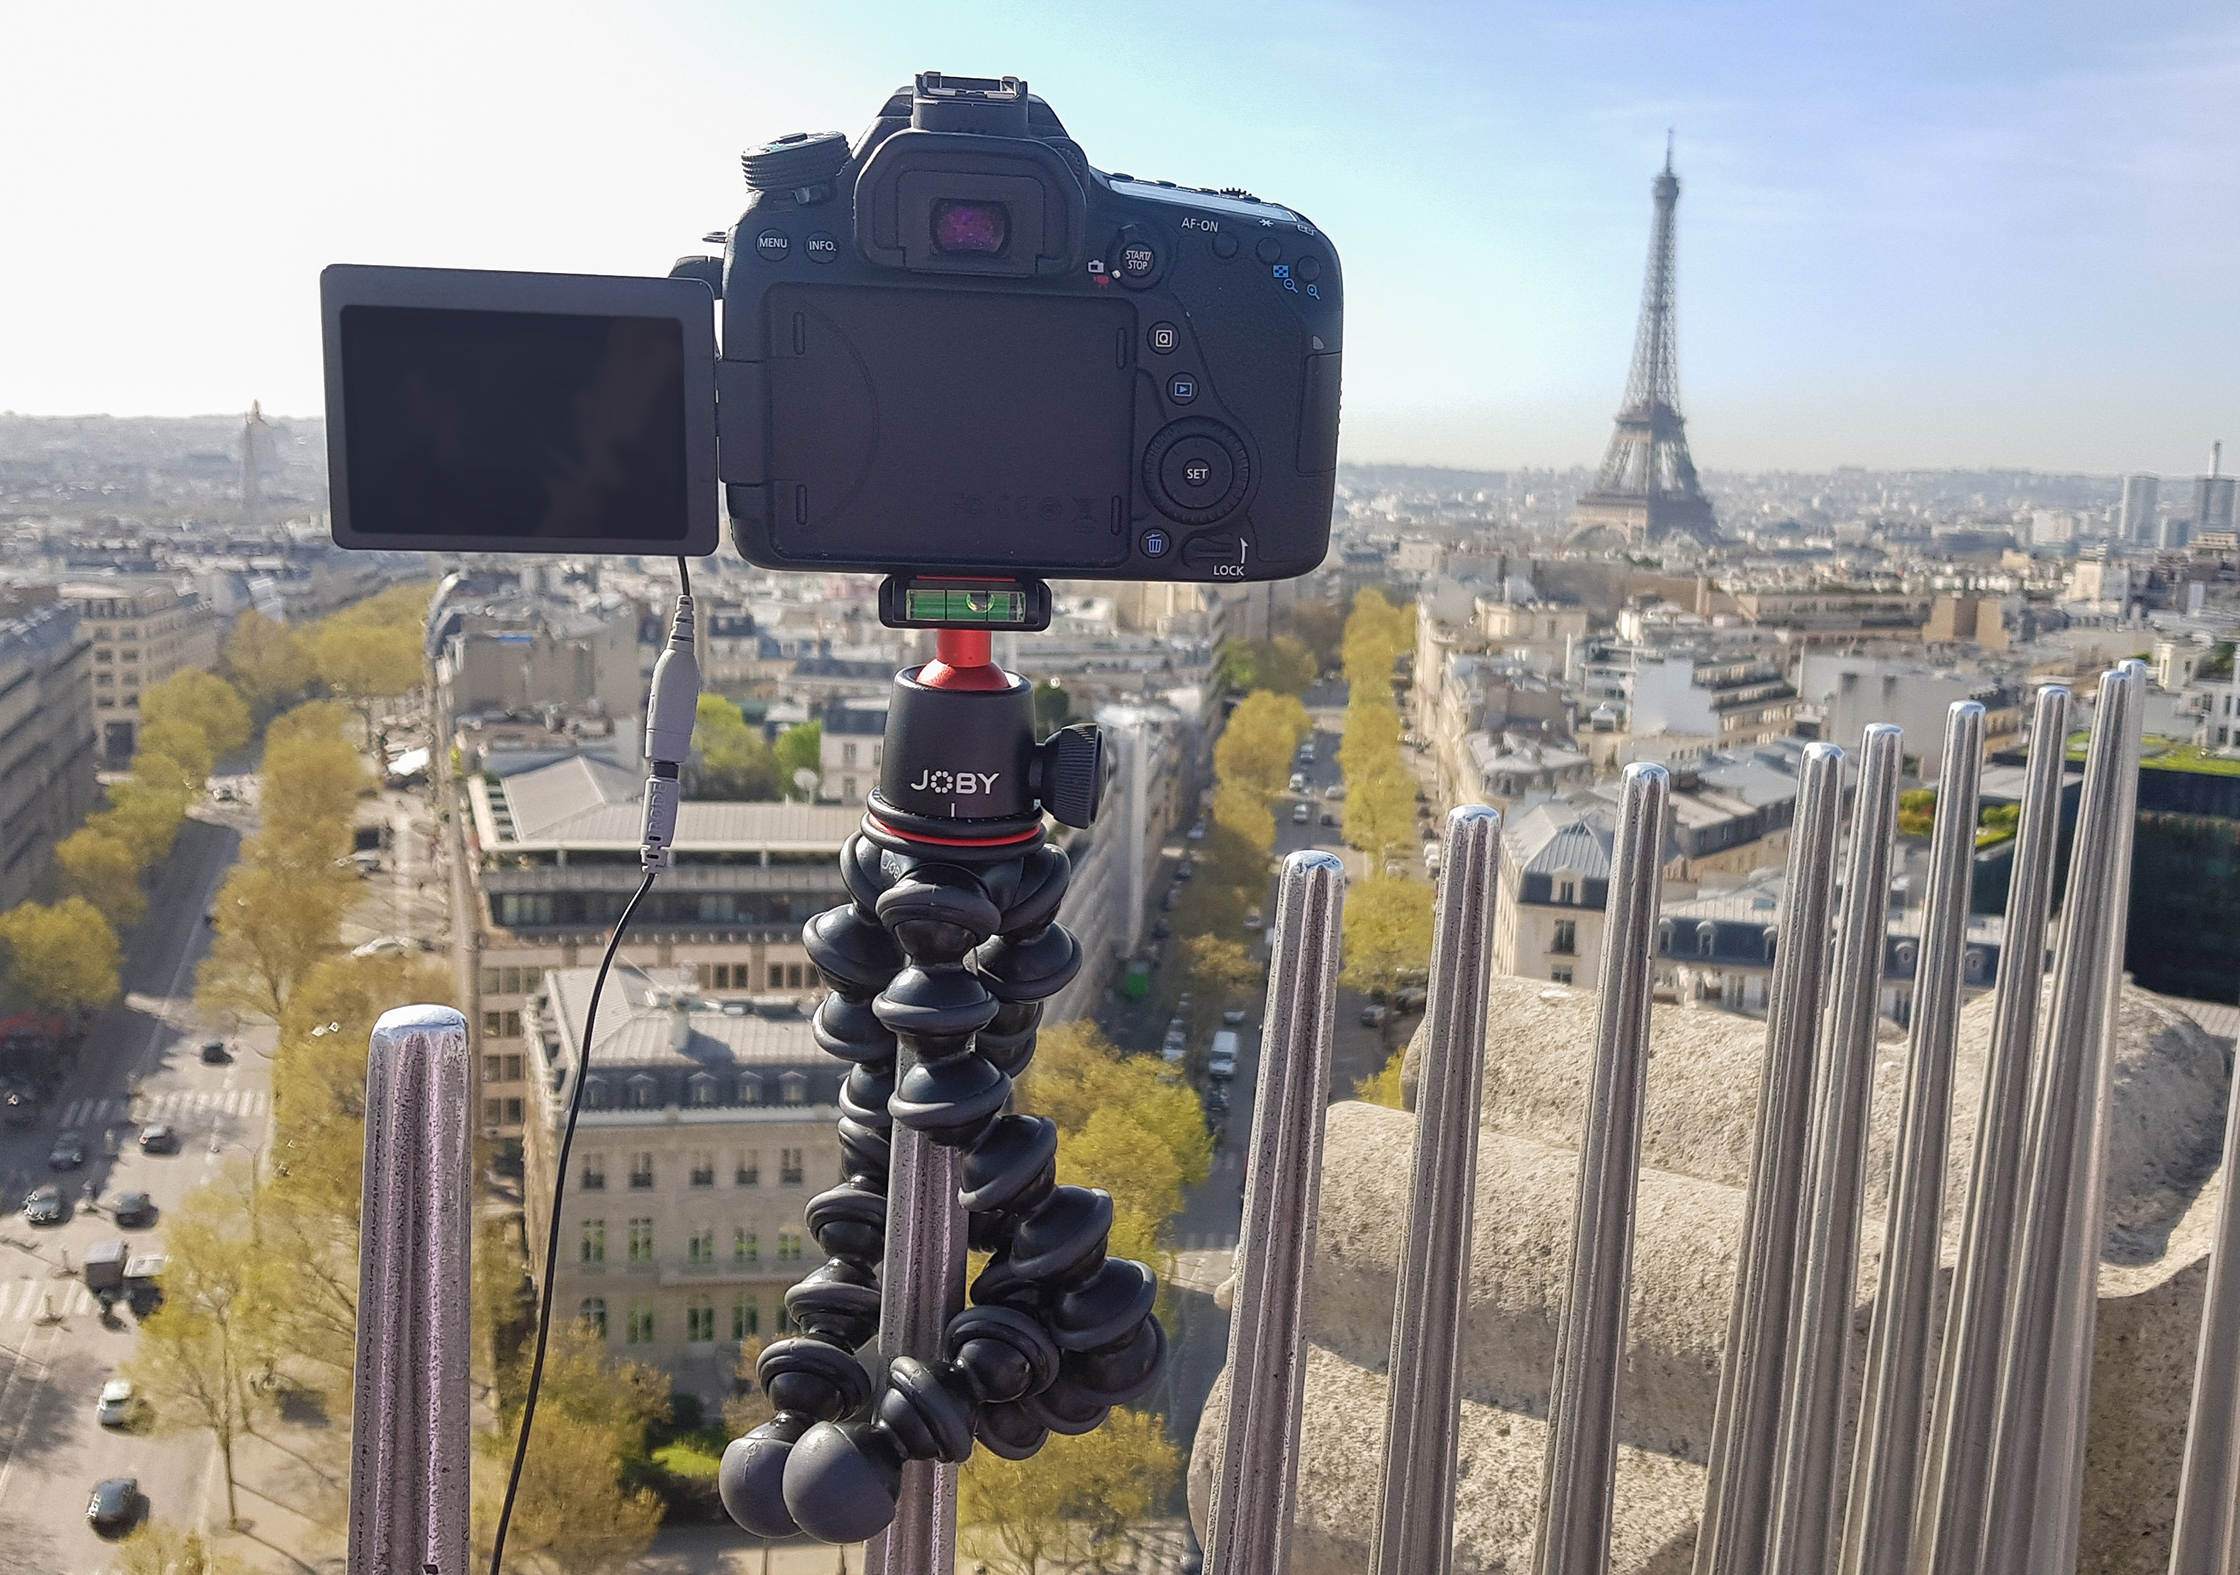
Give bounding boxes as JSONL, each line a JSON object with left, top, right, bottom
{"left": 1204, "top": 1085, "right": 1230, "bottom": 1115}
{"left": 137, "top": 1123, "right": 179, "bottom": 1154}
{"left": 23, "top": 1184, "right": 67, "bottom": 1226}
{"left": 1395, "top": 986, "right": 1429, "bottom": 1015}
{"left": 199, "top": 1038, "right": 231, "bottom": 1064}
{"left": 1321, "top": 810, "right": 1338, "bottom": 826}
{"left": 1150, "top": 918, "right": 1170, "bottom": 940}
{"left": 86, "top": 1476, "right": 140, "bottom": 1536}
{"left": 1207, "top": 1030, "right": 1239, "bottom": 1081}
{"left": 1292, "top": 802, "right": 1310, "bottom": 824}
{"left": 1176, "top": 993, "right": 1192, "bottom": 1014}
{"left": 1324, "top": 782, "right": 1346, "bottom": 801}
{"left": 1160, "top": 887, "right": 1178, "bottom": 912}
{"left": 48, "top": 1131, "right": 86, "bottom": 1170}
{"left": 112, "top": 1191, "right": 157, "bottom": 1228}
{"left": 349, "top": 849, "right": 382, "bottom": 877}
{"left": 1289, "top": 771, "right": 1307, "bottom": 793}
{"left": 1361, "top": 1003, "right": 1390, "bottom": 1027}
{"left": 1174, "top": 860, "right": 1194, "bottom": 880}
{"left": 97, "top": 1380, "right": 139, "bottom": 1428}
{"left": 1160, "top": 1039, "right": 1185, "bottom": 1065}
{"left": 1222, "top": 1007, "right": 1249, "bottom": 1026}
{"left": 1187, "top": 820, "right": 1206, "bottom": 841}
{"left": 351, "top": 935, "right": 416, "bottom": 959}
{"left": 1298, "top": 741, "right": 1316, "bottom": 763}
{"left": 1243, "top": 909, "right": 1264, "bottom": 931}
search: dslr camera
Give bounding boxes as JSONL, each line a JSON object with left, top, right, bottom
{"left": 323, "top": 72, "right": 1343, "bottom": 585}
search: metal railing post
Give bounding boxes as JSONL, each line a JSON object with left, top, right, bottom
{"left": 1979, "top": 661, "right": 2144, "bottom": 1575}
{"left": 1909, "top": 685, "right": 2071, "bottom": 1575}
{"left": 1203, "top": 850, "right": 1346, "bottom": 1575}
{"left": 2168, "top": 997, "right": 2240, "bottom": 1573}
{"left": 1532, "top": 764, "right": 1669, "bottom": 1575}
{"left": 1767, "top": 723, "right": 1904, "bottom": 1575}
{"left": 350, "top": 1004, "right": 473, "bottom": 1575}
{"left": 1370, "top": 805, "right": 1502, "bottom": 1575}
{"left": 863, "top": 1056, "right": 967, "bottom": 1575}
{"left": 1696, "top": 741, "right": 1848, "bottom": 1575}
{"left": 1839, "top": 703, "right": 1984, "bottom": 1575}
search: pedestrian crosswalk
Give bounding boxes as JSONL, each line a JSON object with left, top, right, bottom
{"left": 0, "top": 1278, "right": 98, "bottom": 1327}
{"left": 55, "top": 1089, "right": 269, "bottom": 1129}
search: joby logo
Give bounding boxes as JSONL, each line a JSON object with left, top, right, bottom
{"left": 909, "top": 770, "right": 1003, "bottom": 795}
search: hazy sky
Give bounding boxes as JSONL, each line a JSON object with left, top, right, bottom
{"left": 3, "top": 1, "right": 2233, "bottom": 475}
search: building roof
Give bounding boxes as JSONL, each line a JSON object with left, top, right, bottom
{"left": 1504, "top": 801, "right": 1619, "bottom": 879}
{"left": 480, "top": 754, "right": 863, "bottom": 854}
{"left": 545, "top": 966, "right": 825, "bottom": 1074}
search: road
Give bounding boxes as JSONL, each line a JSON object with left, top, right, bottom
{"left": 1129, "top": 687, "right": 1435, "bottom": 1443}
{"left": 0, "top": 801, "right": 261, "bottom": 1573}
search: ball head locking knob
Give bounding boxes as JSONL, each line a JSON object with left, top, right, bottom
{"left": 1032, "top": 725, "right": 1103, "bottom": 830}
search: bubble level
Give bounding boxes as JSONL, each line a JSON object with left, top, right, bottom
{"left": 904, "top": 588, "right": 1030, "bottom": 624}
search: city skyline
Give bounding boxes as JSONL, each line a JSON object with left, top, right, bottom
{"left": 1, "top": 1, "right": 2234, "bottom": 475}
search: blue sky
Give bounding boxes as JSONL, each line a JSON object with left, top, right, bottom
{"left": 2, "top": 1, "right": 2233, "bottom": 475}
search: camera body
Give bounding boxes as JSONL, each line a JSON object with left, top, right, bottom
{"left": 714, "top": 73, "right": 1342, "bottom": 583}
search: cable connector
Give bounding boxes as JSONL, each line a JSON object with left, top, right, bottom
{"left": 642, "top": 593, "right": 699, "bottom": 870}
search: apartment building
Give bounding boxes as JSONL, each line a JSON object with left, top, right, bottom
{"left": 521, "top": 965, "right": 843, "bottom": 1402}
{"left": 60, "top": 578, "right": 222, "bottom": 765}
{"left": 1490, "top": 802, "right": 1622, "bottom": 991}
{"left": 0, "top": 598, "right": 97, "bottom": 908}
{"left": 816, "top": 697, "right": 889, "bottom": 805}
{"left": 465, "top": 755, "right": 861, "bottom": 1152}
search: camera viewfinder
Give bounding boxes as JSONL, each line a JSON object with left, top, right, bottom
{"left": 931, "top": 200, "right": 1010, "bottom": 256}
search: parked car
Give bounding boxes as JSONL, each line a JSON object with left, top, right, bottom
{"left": 137, "top": 1123, "right": 179, "bottom": 1154}
{"left": 87, "top": 1476, "right": 141, "bottom": 1536}
{"left": 1243, "top": 909, "right": 1264, "bottom": 931}
{"left": 48, "top": 1131, "right": 86, "bottom": 1170}
{"left": 1361, "top": 1003, "right": 1390, "bottom": 1027}
{"left": 1160, "top": 1038, "right": 1185, "bottom": 1065}
{"left": 96, "top": 1380, "right": 140, "bottom": 1428}
{"left": 23, "top": 1184, "right": 67, "bottom": 1225}
{"left": 351, "top": 935, "right": 415, "bottom": 959}
{"left": 1222, "top": 1007, "right": 1248, "bottom": 1026}
{"left": 1292, "top": 802, "right": 1310, "bottom": 824}
{"left": 1207, "top": 1030, "right": 1239, "bottom": 1081}
{"left": 1321, "top": 810, "right": 1338, "bottom": 826}
{"left": 1298, "top": 741, "right": 1316, "bottom": 763}
{"left": 1323, "top": 782, "right": 1346, "bottom": 801}
{"left": 1289, "top": 771, "right": 1307, "bottom": 792}
{"left": 1394, "top": 986, "right": 1429, "bottom": 1015}
{"left": 199, "top": 1039, "right": 231, "bottom": 1064}
{"left": 86, "top": 1239, "right": 130, "bottom": 1300}
{"left": 1175, "top": 859, "right": 1194, "bottom": 880}
{"left": 1187, "top": 820, "right": 1206, "bottom": 841}
{"left": 112, "top": 1192, "right": 157, "bottom": 1228}
{"left": 1150, "top": 919, "right": 1170, "bottom": 940}
{"left": 1204, "top": 1085, "right": 1229, "bottom": 1116}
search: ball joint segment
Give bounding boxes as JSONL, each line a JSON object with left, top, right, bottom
{"left": 719, "top": 647, "right": 1163, "bottom": 1548}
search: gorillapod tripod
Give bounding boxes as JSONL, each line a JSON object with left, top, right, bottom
{"left": 718, "top": 581, "right": 1168, "bottom": 1567}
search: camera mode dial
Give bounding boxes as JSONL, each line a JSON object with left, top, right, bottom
{"left": 1143, "top": 418, "right": 1251, "bottom": 526}
{"left": 742, "top": 132, "right": 851, "bottom": 197}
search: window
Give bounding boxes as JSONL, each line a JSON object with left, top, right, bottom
{"left": 629, "top": 1152, "right": 654, "bottom": 1189}
{"left": 484, "top": 1098, "right": 502, "bottom": 1125}
{"left": 736, "top": 1151, "right": 760, "bottom": 1186}
{"left": 1558, "top": 880, "right": 1577, "bottom": 905}
{"left": 780, "top": 1071, "right": 809, "bottom": 1106}
{"left": 627, "top": 1219, "right": 654, "bottom": 1263}
{"left": 1552, "top": 920, "right": 1577, "bottom": 956}
{"left": 581, "top": 1154, "right": 606, "bottom": 1191}
{"left": 690, "top": 1150, "right": 715, "bottom": 1187}
{"left": 779, "top": 1148, "right": 805, "bottom": 1186}
{"left": 504, "top": 967, "right": 524, "bottom": 994}
{"left": 580, "top": 1220, "right": 605, "bottom": 1263}
{"left": 843, "top": 776, "right": 858, "bottom": 800}
{"left": 689, "top": 1073, "right": 719, "bottom": 1108}
{"left": 778, "top": 1229, "right": 804, "bottom": 1263}
{"left": 768, "top": 963, "right": 784, "bottom": 989}
{"left": 787, "top": 964, "right": 805, "bottom": 989}
{"left": 484, "top": 1054, "right": 503, "bottom": 1082}
{"left": 842, "top": 742, "right": 858, "bottom": 768}
{"left": 626, "top": 1302, "right": 655, "bottom": 1345}
{"left": 733, "top": 1299, "right": 760, "bottom": 1340}
{"left": 734, "top": 1229, "right": 758, "bottom": 1266}
{"left": 480, "top": 1011, "right": 521, "bottom": 1039}
{"left": 627, "top": 1075, "right": 658, "bottom": 1110}
{"left": 503, "top": 1098, "right": 522, "bottom": 1125}
{"left": 687, "top": 1304, "right": 715, "bottom": 1343}
{"left": 738, "top": 1073, "right": 763, "bottom": 1107}
{"left": 503, "top": 1054, "right": 523, "bottom": 1081}
{"left": 688, "top": 1227, "right": 715, "bottom": 1266}
{"left": 579, "top": 1298, "right": 607, "bottom": 1338}
{"left": 1551, "top": 965, "right": 1575, "bottom": 985}
{"left": 583, "top": 1077, "right": 610, "bottom": 1110}
{"left": 1697, "top": 922, "right": 1717, "bottom": 958}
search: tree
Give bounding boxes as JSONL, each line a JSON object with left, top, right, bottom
{"left": 720, "top": 1335, "right": 773, "bottom": 1441}
{"left": 140, "top": 670, "right": 251, "bottom": 765}
{"left": 196, "top": 861, "right": 352, "bottom": 1022}
{"left": 1182, "top": 934, "right": 1261, "bottom": 1043}
{"left": 108, "top": 1520, "right": 246, "bottom": 1575}
{"left": 1211, "top": 781, "right": 1274, "bottom": 855}
{"left": 1341, "top": 875, "right": 1436, "bottom": 998}
{"left": 0, "top": 897, "right": 120, "bottom": 1015}
{"left": 54, "top": 826, "right": 146, "bottom": 930}
{"left": 471, "top": 1411, "right": 664, "bottom": 1575}
{"left": 774, "top": 720, "right": 822, "bottom": 798}
{"left": 257, "top": 733, "right": 371, "bottom": 873}
{"left": 1342, "top": 756, "right": 1419, "bottom": 864}
{"left": 221, "top": 609, "right": 314, "bottom": 721}
{"left": 1214, "top": 690, "right": 1310, "bottom": 802}
{"left": 125, "top": 1174, "right": 272, "bottom": 1529}
{"left": 692, "top": 694, "right": 780, "bottom": 801}
{"left": 1213, "top": 635, "right": 1319, "bottom": 698}
{"left": 95, "top": 772, "right": 194, "bottom": 867}
{"left": 1032, "top": 679, "right": 1073, "bottom": 736}
{"left": 1341, "top": 588, "right": 1413, "bottom": 695}
{"left": 1291, "top": 600, "right": 1346, "bottom": 674}
{"left": 310, "top": 607, "right": 424, "bottom": 742}
{"left": 1020, "top": 1022, "right": 1209, "bottom": 1197}
{"left": 1058, "top": 1106, "right": 1182, "bottom": 1268}
{"left": 959, "top": 1408, "right": 1181, "bottom": 1575}
{"left": 266, "top": 699, "right": 353, "bottom": 750}
{"left": 1355, "top": 1045, "right": 1407, "bottom": 1109}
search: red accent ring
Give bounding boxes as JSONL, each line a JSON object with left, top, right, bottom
{"left": 865, "top": 814, "right": 1045, "bottom": 849}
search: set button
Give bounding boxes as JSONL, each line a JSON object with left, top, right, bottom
{"left": 805, "top": 232, "right": 839, "bottom": 264}
{"left": 755, "top": 229, "right": 791, "bottom": 260}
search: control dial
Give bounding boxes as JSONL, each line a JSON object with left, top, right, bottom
{"left": 1143, "top": 418, "right": 1251, "bottom": 526}
{"left": 741, "top": 132, "right": 850, "bottom": 195}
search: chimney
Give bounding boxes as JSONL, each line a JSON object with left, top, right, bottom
{"left": 670, "top": 999, "right": 695, "bottom": 1052}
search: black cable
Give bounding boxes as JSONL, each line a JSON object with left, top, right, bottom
{"left": 490, "top": 866, "right": 656, "bottom": 1573}
{"left": 676, "top": 555, "right": 691, "bottom": 601}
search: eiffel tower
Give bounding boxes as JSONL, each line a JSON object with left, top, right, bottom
{"left": 1567, "top": 139, "right": 1717, "bottom": 545}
